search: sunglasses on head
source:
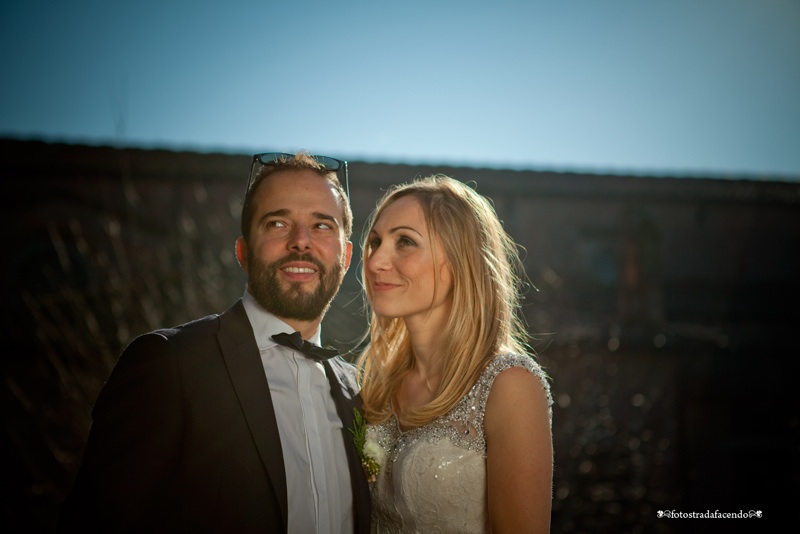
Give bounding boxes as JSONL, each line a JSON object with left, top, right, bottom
{"left": 245, "top": 152, "right": 349, "bottom": 199}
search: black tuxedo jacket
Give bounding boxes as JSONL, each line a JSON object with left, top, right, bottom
{"left": 57, "top": 300, "right": 371, "bottom": 533}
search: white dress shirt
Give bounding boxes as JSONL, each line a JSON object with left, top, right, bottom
{"left": 242, "top": 291, "right": 354, "bottom": 534}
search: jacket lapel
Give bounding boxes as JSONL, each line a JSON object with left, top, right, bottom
{"left": 324, "top": 360, "right": 372, "bottom": 534}
{"left": 217, "top": 300, "right": 288, "bottom": 531}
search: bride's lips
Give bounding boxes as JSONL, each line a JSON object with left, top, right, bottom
{"left": 372, "top": 281, "right": 400, "bottom": 292}
{"left": 280, "top": 261, "right": 318, "bottom": 282}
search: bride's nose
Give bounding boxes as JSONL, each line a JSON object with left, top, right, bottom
{"left": 367, "top": 245, "right": 391, "bottom": 273}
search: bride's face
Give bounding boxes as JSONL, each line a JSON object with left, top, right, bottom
{"left": 364, "top": 196, "right": 453, "bottom": 327}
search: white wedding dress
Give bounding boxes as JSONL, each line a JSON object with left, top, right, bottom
{"left": 366, "top": 353, "right": 552, "bottom": 533}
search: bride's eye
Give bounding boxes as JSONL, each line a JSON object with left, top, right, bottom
{"left": 367, "top": 236, "right": 381, "bottom": 252}
{"left": 397, "top": 236, "right": 417, "bottom": 248}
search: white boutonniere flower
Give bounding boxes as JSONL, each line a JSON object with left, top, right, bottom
{"left": 349, "top": 408, "right": 384, "bottom": 482}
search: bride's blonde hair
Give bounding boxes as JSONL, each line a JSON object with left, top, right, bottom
{"left": 356, "top": 175, "right": 532, "bottom": 427}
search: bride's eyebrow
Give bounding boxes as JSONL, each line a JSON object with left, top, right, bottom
{"left": 388, "top": 225, "right": 423, "bottom": 237}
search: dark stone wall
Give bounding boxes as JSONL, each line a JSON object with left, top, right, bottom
{"left": 2, "top": 139, "right": 798, "bottom": 532}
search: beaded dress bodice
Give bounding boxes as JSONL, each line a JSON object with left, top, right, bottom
{"left": 366, "top": 353, "right": 552, "bottom": 534}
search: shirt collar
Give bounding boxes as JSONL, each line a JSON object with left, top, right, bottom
{"left": 241, "top": 290, "right": 323, "bottom": 350}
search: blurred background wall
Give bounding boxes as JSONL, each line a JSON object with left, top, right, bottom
{"left": 2, "top": 139, "right": 798, "bottom": 532}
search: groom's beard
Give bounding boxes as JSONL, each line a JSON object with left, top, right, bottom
{"left": 247, "top": 251, "right": 345, "bottom": 321}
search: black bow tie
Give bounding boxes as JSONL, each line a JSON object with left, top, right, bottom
{"left": 271, "top": 331, "right": 339, "bottom": 362}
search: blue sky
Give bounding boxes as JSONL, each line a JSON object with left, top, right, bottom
{"left": 2, "top": 0, "right": 799, "bottom": 180}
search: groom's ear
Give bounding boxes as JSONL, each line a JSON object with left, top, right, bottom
{"left": 344, "top": 241, "right": 353, "bottom": 271}
{"left": 235, "top": 237, "right": 248, "bottom": 273}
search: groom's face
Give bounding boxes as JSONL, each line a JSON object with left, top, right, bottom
{"left": 236, "top": 169, "right": 352, "bottom": 321}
